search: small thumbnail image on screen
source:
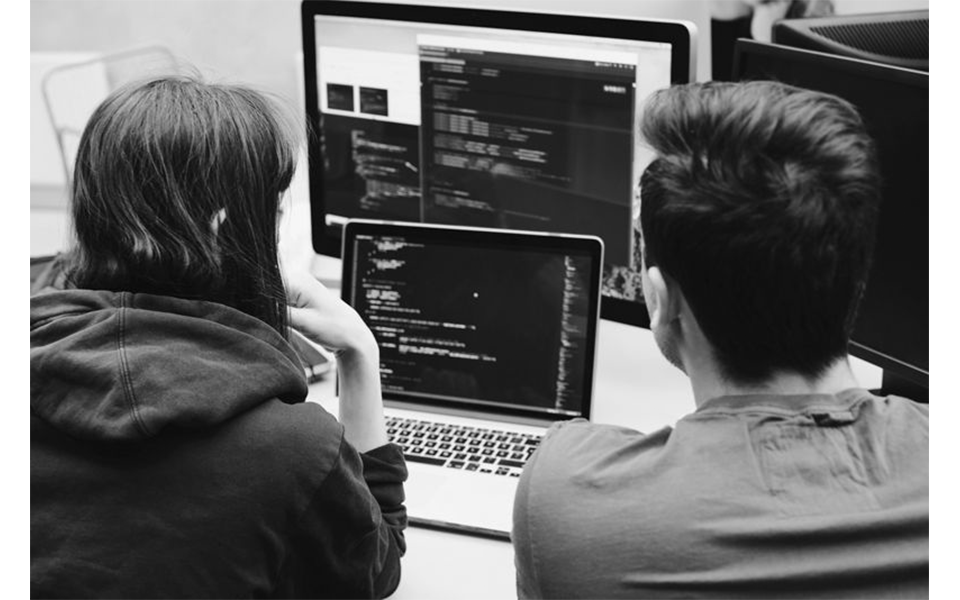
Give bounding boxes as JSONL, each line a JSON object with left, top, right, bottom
{"left": 360, "top": 87, "right": 389, "bottom": 116}
{"left": 327, "top": 83, "right": 355, "bottom": 112}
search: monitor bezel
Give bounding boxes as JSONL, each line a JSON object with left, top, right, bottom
{"left": 340, "top": 218, "right": 604, "bottom": 423}
{"left": 301, "top": 0, "right": 696, "bottom": 327}
{"left": 731, "top": 38, "right": 929, "bottom": 393}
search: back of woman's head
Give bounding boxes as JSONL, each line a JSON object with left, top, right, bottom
{"left": 68, "top": 75, "right": 300, "bottom": 334}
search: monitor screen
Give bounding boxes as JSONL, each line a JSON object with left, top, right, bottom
{"left": 732, "top": 39, "right": 929, "bottom": 393}
{"left": 340, "top": 220, "right": 603, "bottom": 421}
{"left": 301, "top": 0, "right": 695, "bottom": 325}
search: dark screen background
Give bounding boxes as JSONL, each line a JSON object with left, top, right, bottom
{"left": 735, "top": 47, "right": 929, "bottom": 379}
{"left": 349, "top": 235, "right": 595, "bottom": 415}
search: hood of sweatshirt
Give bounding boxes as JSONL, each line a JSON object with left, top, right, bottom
{"left": 31, "top": 290, "right": 309, "bottom": 443}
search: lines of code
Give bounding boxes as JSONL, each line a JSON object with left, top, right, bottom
{"left": 419, "top": 46, "right": 636, "bottom": 266}
{"left": 351, "top": 234, "right": 594, "bottom": 415}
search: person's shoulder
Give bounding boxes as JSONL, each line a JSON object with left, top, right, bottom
{"left": 514, "top": 420, "right": 675, "bottom": 549}
{"left": 876, "top": 393, "right": 929, "bottom": 438}
{"left": 888, "top": 394, "right": 929, "bottom": 419}
{"left": 854, "top": 390, "right": 929, "bottom": 423}
{"left": 256, "top": 398, "right": 343, "bottom": 438}
{"left": 540, "top": 418, "right": 669, "bottom": 453}
{"left": 230, "top": 399, "right": 346, "bottom": 468}
{"left": 526, "top": 418, "right": 672, "bottom": 484}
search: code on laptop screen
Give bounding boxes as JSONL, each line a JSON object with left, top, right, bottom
{"left": 348, "top": 233, "right": 595, "bottom": 417}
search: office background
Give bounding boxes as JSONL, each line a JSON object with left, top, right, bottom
{"left": 25, "top": 0, "right": 944, "bottom": 596}
{"left": 31, "top": 0, "right": 931, "bottom": 114}
{"left": 29, "top": 0, "right": 934, "bottom": 260}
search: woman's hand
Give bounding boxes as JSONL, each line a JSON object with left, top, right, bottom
{"left": 284, "top": 270, "right": 388, "bottom": 453}
{"left": 284, "top": 270, "right": 377, "bottom": 357}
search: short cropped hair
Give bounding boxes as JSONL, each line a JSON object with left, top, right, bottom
{"left": 639, "top": 81, "right": 880, "bottom": 383}
{"left": 68, "top": 75, "right": 300, "bottom": 335}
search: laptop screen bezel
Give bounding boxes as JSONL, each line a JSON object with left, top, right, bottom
{"left": 340, "top": 218, "right": 603, "bottom": 423}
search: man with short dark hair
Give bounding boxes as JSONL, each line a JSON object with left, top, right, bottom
{"left": 512, "top": 81, "right": 929, "bottom": 599}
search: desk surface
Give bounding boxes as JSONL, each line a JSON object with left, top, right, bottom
{"left": 31, "top": 190, "right": 884, "bottom": 600}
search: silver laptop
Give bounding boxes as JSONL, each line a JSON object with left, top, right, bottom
{"left": 340, "top": 219, "right": 603, "bottom": 539}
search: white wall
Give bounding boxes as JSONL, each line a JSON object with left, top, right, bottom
{"left": 30, "top": 0, "right": 303, "bottom": 104}
{"left": 834, "top": 0, "right": 929, "bottom": 14}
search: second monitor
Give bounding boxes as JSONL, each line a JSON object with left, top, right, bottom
{"left": 301, "top": 0, "right": 696, "bottom": 325}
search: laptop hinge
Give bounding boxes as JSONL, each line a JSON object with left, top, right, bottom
{"left": 382, "top": 399, "right": 558, "bottom": 428}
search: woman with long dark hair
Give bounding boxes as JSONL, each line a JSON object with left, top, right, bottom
{"left": 30, "top": 75, "right": 406, "bottom": 598}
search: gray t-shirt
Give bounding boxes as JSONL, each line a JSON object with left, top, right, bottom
{"left": 512, "top": 389, "right": 928, "bottom": 598}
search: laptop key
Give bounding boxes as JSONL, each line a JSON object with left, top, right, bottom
{"left": 405, "top": 454, "right": 446, "bottom": 466}
{"left": 386, "top": 415, "right": 545, "bottom": 475}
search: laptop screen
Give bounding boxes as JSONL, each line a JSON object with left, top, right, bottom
{"left": 341, "top": 220, "right": 603, "bottom": 421}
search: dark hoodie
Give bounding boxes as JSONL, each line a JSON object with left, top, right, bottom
{"left": 31, "top": 289, "right": 407, "bottom": 599}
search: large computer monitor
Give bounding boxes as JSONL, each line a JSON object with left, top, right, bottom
{"left": 732, "top": 39, "right": 929, "bottom": 401}
{"left": 301, "top": 0, "right": 695, "bottom": 325}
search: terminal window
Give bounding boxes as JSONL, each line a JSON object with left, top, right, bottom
{"left": 351, "top": 235, "right": 593, "bottom": 416}
{"left": 418, "top": 40, "right": 636, "bottom": 266}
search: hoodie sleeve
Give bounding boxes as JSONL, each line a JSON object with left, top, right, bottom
{"left": 280, "top": 437, "right": 408, "bottom": 598}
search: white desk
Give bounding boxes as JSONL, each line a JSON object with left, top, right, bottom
{"left": 31, "top": 193, "right": 884, "bottom": 599}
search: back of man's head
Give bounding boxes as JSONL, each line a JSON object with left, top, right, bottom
{"left": 638, "top": 80, "right": 880, "bottom": 384}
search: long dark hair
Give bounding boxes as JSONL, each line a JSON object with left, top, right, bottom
{"left": 67, "top": 75, "right": 300, "bottom": 335}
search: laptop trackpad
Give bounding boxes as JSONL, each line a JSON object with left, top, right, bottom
{"left": 404, "top": 463, "right": 518, "bottom": 536}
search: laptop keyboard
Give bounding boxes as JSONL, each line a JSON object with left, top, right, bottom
{"left": 386, "top": 416, "right": 542, "bottom": 477}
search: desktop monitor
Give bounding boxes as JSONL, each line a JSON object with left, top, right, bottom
{"left": 772, "top": 10, "right": 928, "bottom": 72}
{"left": 732, "top": 39, "right": 929, "bottom": 401}
{"left": 301, "top": 0, "right": 696, "bottom": 326}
